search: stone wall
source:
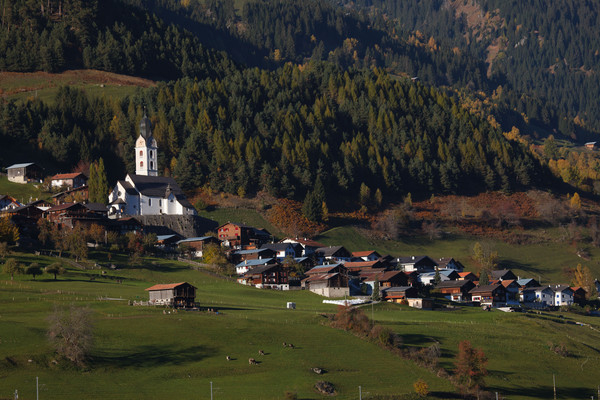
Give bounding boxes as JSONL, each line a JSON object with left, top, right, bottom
{"left": 135, "top": 215, "right": 218, "bottom": 238}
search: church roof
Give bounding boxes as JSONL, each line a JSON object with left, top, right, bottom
{"left": 139, "top": 114, "right": 153, "bottom": 140}
{"left": 128, "top": 174, "right": 193, "bottom": 208}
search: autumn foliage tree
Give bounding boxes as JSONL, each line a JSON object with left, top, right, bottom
{"left": 454, "top": 340, "right": 488, "bottom": 394}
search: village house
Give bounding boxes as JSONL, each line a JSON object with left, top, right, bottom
{"left": 553, "top": 285, "right": 574, "bottom": 306}
{"left": 231, "top": 248, "right": 276, "bottom": 264}
{"left": 469, "top": 283, "right": 507, "bottom": 306}
{"left": 0, "top": 195, "right": 21, "bottom": 211}
{"left": 50, "top": 172, "right": 87, "bottom": 190}
{"left": 419, "top": 269, "right": 460, "bottom": 285}
{"left": 302, "top": 263, "right": 349, "bottom": 297}
{"left": 280, "top": 237, "right": 325, "bottom": 256}
{"left": 235, "top": 258, "right": 277, "bottom": 275}
{"left": 260, "top": 242, "right": 301, "bottom": 260}
{"left": 156, "top": 234, "right": 184, "bottom": 249}
{"left": 344, "top": 260, "right": 386, "bottom": 273}
{"left": 145, "top": 282, "right": 197, "bottom": 308}
{"left": 491, "top": 269, "right": 517, "bottom": 281}
{"left": 238, "top": 264, "right": 288, "bottom": 290}
{"left": 435, "top": 280, "right": 476, "bottom": 302}
{"left": 381, "top": 286, "right": 419, "bottom": 302}
{"left": 217, "top": 222, "right": 271, "bottom": 248}
{"left": 52, "top": 185, "right": 89, "bottom": 205}
{"left": 585, "top": 141, "right": 597, "bottom": 150}
{"left": 352, "top": 250, "right": 381, "bottom": 262}
{"left": 6, "top": 163, "right": 43, "bottom": 184}
{"left": 516, "top": 278, "right": 540, "bottom": 288}
{"left": 571, "top": 287, "right": 587, "bottom": 305}
{"left": 177, "top": 236, "right": 221, "bottom": 258}
{"left": 458, "top": 271, "right": 478, "bottom": 281}
{"left": 437, "top": 257, "right": 465, "bottom": 272}
{"left": 315, "top": 246, "right": 352, "bottom": 263}
{"left": 397, "top": 255, "right": 438, "bottom": 273}
{"left": 530, "top": 286, "right": 555, "bottom": 306}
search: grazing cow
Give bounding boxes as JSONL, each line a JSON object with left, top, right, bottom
{"left": 282, "top": 342, "right": 287, "bottom": 347}
{"left": 249, "top": 358, "right": 257, "bottom": 365}
{"left": 258, "top": 350, "right": 265, "bottom": 356}
{"left": 226, "top": 355, "right": 231, "bottom": 361}
{"left": 287, "top": 343, "right": 294, "bottom": 349}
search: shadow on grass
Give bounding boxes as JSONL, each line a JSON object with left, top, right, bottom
{"left": 400, "top": 334, "right": 441, "bottom": 346}
{"left": 498, "top": 258, "right": 541, "bottom": 274}
{"left": 91, "top": 344, "right": 217, "bottom": 368}
{"left": 490, "top": 384, "right": 593, "bottom": 399}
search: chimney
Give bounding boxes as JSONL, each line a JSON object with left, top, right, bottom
{"left": 412, "top": 256, "right": 415, "bottom": 260}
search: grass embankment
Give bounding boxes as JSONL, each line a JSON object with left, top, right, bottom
{"left": 2, "top": 247, "right": 600, "bottom": 399}
{"left": 0, "top": 251, "right": 455, "bottom": 400}
{"left": 0, "top": 175, "right": 48, "bottom": 203}
{"left": 0, "top": 70, "right": 154, "bottom": 104}
{"left": 316, "top": 225, "right": 600, "bottom": 284}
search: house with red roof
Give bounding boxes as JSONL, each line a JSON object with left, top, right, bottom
{"left": 51, "top": 172, "right": 87, "bottom": 190}
{"left": 352, "top": 250, "right": 381, "bottom": 262}
{"left": 145, "top": 282, "right": 196, "bottom": 308}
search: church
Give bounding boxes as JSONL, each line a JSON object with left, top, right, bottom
{"left": 108, "top": 115, "right": 196, "bottom": 217}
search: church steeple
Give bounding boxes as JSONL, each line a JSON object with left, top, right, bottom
{"left": 135, "top": 113, "right": 158, "bottom": 176}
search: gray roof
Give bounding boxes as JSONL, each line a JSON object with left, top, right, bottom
{"left": 120, "top": 181, "right": 138, "bottom": 195}
{"left": 243, "top": 263, "right": 280, "bottom": 276}
{"left": 7, "top": 162, "right": 35, "bottom": 169}
{"left": 397, "top": 255, "right": 438, "bottom": 265}
{"left": 382, "top": 286, "right": 414, "bottom": 293}
{"left": 84, "top": 203, "right": 108, "bottom": 213}
{"left": 260, "top": 243, "right": 299, "bottom": 252}
{"left": 436, "top": 280, "right": 473, "bottom": 289}
{"left": 235, "top": 248, "right": 272, "bottom": 255}
{"left": 128, "top": 174, "right": 193, "bottom": 208}
{"left": 177, "top": 236, "right": 214, "bottom": 244}
{"left": 236, "top": 258, "right": 276, "bottom": 268}
{"left": 139, "top": 115, "right": 153, "bottom": 140}
{"left": 316, "top": 246, "right": 348, "bottom": 257}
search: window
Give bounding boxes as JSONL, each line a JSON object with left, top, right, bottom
{"left": 150, "top": 161, "right": 154, "bottom": 169}
{"left": 140, "top": 161, "right": 143, "bottom": 167}
{"left": 148, "top": 198, "right": 152, "bottom": 206}
{"left": 150, "top": 150, "right": 153, "bottom": 158}
{"left": 159, "top": 200, "right": 162, "bottom": 206}
{"left": 140, "top": 150, "right": 143, "bottom": 156}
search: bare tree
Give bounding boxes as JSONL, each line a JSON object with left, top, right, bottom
{"left": 422, "top": 221, "right": 442, "bottom": 240}
{"left": 48, "top": 306, "right": 94, "bottom": 367}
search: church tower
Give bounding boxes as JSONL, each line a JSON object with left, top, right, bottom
{"left": 135, "top": 114, "right": 158, "bottom": 176}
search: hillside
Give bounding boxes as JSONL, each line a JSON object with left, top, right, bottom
{"left": 1, "top": 250, "right": 600, "bottom": 399}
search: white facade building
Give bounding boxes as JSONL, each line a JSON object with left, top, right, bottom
{"left": 108, "top": 115, "right": 195, "bottom": 217}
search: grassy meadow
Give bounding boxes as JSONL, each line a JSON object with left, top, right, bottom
{"left": 0, "top": 176, "right": 48, "bottom": 204}
{"left": 1, "top": 247, "right": 600, "bottom": 399}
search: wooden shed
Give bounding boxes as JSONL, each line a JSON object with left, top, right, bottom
{"left": 145, "top": 282, "right": 197, "bottom": 308}
{"left": 6, "top": 163, "right": 43, "bottom": 184}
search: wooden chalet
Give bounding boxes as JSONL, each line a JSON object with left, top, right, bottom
{"left": 570, "top": 287, "right": 587, "bottom": 305}
{"left": 397, "top": 255, "right": 438, "bottom": 273}
{"left": 145, "top": 282, "right": 196, "bottom": 308}
{"left": 435, "top": 280, "right": 476, "bottom": 302}
{"left": 51, "top": 185, "right": 89, "bottom": 205}
{"left": 315, "top": 246, "right": 352, "bottom": 262}
{"left": 381, "top": 286, "right": 418, "bottom": 302}
{"left": 177, "top": 236, "right": 221, "bottom": 258}
{"left": 344, "top": 260, "right": 386, "bottom": 273}
{"left": 469, "top": 283, "right": 507, "bottom": 306}
{"left": 301, "top": 272, "right": 349, "bottom": 297}
{"left": 6, "top": 163, "right": 43, "bottom": 184}
{"left": 516, "top": 278, "right": 540, "bottom": 288}
{"left": 217, "top": 222, "right": 271, "bottom": 248}
{"left": 491, "top": 269, "right": 517, "bottom": 281}
{"left": 458, "top": 272, "right": 478, "bottom": 281}
{"left": 239, "top": 264, "right": 288, "bottom": 290}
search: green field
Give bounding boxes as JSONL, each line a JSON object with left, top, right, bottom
{"left": 0, "top": 175, "right": 48, "bottom": 204}
{"left": 1, "top": 248, "right": 600, "bottom": 400}
{"left": 316, "top": 225, "right": 600, "bottom": 284}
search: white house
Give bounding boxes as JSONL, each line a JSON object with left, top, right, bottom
{"left": 108, "top": 115, "right": 195, "bottom": 217}
{"left": 553, "top": 285, "right": 574, "bottom": 306}
{"left": 235, "top": 258, "right": 276, "bottom": 275}
{"left": 260, "top": 243, "right": 300, "bottom": 260}
{"left": 531, "top": 286, "right": 555, "bottom": 306}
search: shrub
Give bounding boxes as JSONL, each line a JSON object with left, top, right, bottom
{"left": 413, "top": 379, "right": 429, "bottom": 397}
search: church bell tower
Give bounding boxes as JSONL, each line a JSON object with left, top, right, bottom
{"left": 135, "top": 114, "right": 158, "bottom": 176}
